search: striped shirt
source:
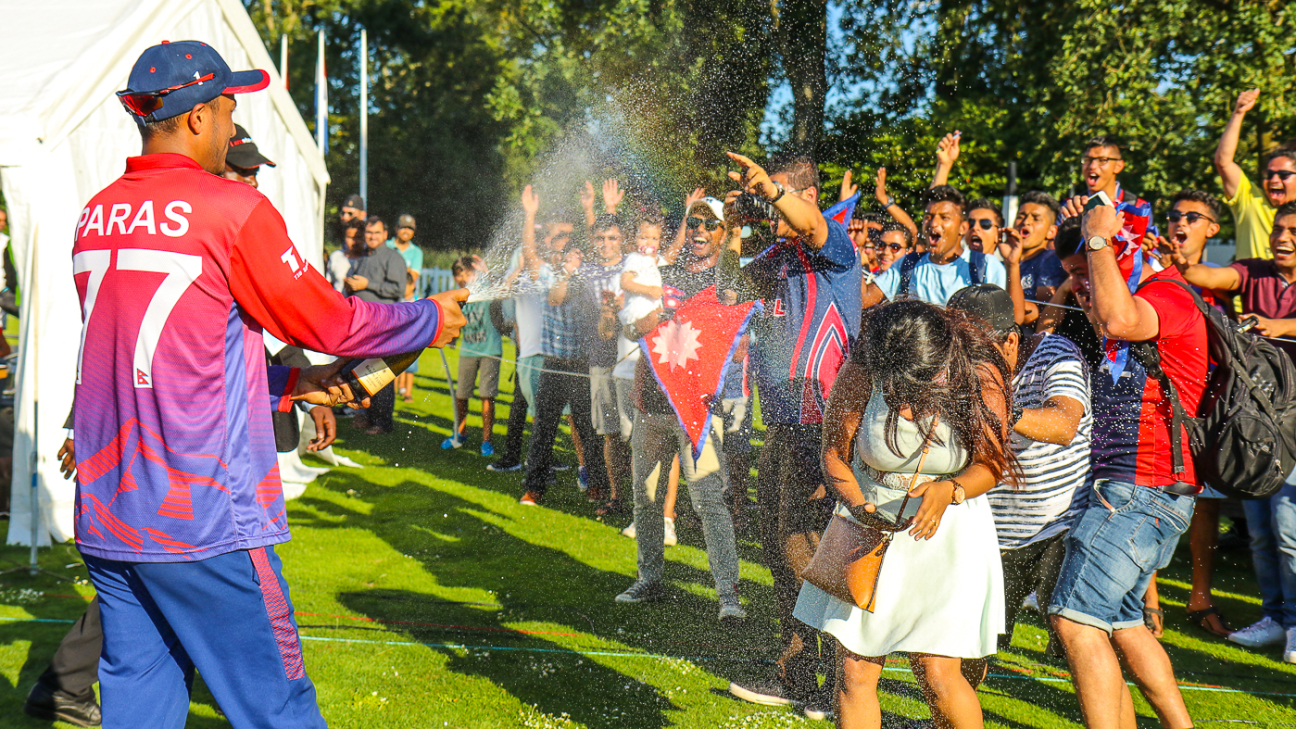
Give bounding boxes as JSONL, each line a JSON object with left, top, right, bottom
{"left": 989, "top": 333, "right": 1093, "bottom": 550}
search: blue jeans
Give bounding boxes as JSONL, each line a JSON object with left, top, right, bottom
{"left": 1242, "top": 481, "right": 1296, "bottom": 629}
{"left": 1049, "top": 479, "right": 1195, "bottom": 634}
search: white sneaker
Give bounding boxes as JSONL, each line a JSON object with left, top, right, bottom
{"left": 1229, "top": 616, "right": 1285, "bottom": 648}
{"left": 621, "top": 522, "right": 637, "bottom": 539}
{"left": 1285, "top": 627, "right": 1296, "bottom": 664}
{"left": 663, "top": 517, "right": 677, "bottom": 546}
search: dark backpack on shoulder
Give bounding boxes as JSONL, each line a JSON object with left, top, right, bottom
{"left": 1130, "top": 278, "right": 1296, "bottom": 499}
{"left": 897, "top": 249, "right": 987, "bottom": 298}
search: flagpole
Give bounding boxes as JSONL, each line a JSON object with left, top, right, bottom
{"left": 279, "top": 34, "right": 288, "bottom": 90}
{"left": 315, "top": 30, "right": 327, "bottom": 154}
{"left": 359, "top": 27, "right": 368, "bottom": 206}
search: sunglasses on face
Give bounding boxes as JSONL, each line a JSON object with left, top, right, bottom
{"left": 881, "top": 243, "right": 906, "bottom": 253}
{"left": 686, "top": 216, "right": 724, "bottom": 231}
{"left": 116, "top": 73, "right": 216, "bottom": 119}
{"left": 971, "top": 218, "right": 997, "bottom": 230}
{"left": 1167, "top": 210, "right": 1215, "bottom": 225}
{"left": 1265, "top": 169, "right": 1296, "bottom": 181}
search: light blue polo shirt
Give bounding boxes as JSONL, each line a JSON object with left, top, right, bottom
{"left": 874, "top": 247, "right": 1007, "bottom": 305}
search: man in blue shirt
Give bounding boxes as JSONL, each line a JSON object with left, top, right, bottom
{"left": 866, "top": 185, "right": 1007, "bottom": 306}
{"left": 720, "top": 152, "right": 861, "bottom": 719}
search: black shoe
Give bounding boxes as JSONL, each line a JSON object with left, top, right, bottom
{"left": 614, "top": 579, "right": 664, "bottom": 603}
{"left": 24, "top": 683, "right": 102, "bottom": 727}
{"left": 486, "top": 460, "right": 522, "bottom": 472}
{"left": 728, "top": 677, "right": 794, "bottom": 706}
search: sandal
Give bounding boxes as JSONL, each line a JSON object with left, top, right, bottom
{"left": 595, "top": 498, "right": 627, "bottom": 517}
{"left": 1143, "top": 607, "right": 1164, "bottom": 637}
{"left": 1187, "top": 606, "right": 1235, "bottom": 637}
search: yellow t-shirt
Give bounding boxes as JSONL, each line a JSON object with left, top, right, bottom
{"left": 1224, "top": 173, "right": 1276, "bottom": 260}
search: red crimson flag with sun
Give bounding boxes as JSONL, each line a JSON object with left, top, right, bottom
{"left": 641, "top": 285, "right": 761, "bottom": 461}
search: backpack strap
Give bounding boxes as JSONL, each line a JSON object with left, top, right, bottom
{"left": 897, "top": 252, "right": 923, "bottom": 298}
{"left": 968, "top": 249, "right": 987, "bottom": 286}
{"left": 1130, "top": 276, "right": 1207, "bottom": 492}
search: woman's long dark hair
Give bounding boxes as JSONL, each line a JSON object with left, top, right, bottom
{"left": 850, "top": 299, "right": 1019, "bottom": 485}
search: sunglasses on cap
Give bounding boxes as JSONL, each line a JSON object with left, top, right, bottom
{"left": 971, "top": 218, "right": 998, "bottom": 230}
{"left": 1265, "top": 169, "right": 1296, "bottom": 181}
{"left": 1166, "top": 210, "right": 1215, "bottom": 225}
{"left": 686, "top": 216, "right": 724, "bottom": 231}
{"left": 116, "top": 73, "right": 216, "bottom": 119}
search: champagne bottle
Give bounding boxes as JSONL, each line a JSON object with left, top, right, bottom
{"left": 338, "top": 350, "right": 422, "bottom": 398}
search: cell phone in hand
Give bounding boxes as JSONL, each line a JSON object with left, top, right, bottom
{"left": 1084, "top": 191, "right": 1114, "bottom": 211}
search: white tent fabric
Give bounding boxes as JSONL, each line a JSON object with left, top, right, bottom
{"left": 0, "top": 0, "right": 329, "bottom": 545}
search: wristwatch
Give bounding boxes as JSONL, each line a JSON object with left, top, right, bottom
{"left": 1086, "top": 235, "right": 1110, "bottom": 251}
{"left": 768, "top": 181, "right": 785, "bottom": 204}
{"left": 950, "top": 480, "right": 966, "bottom": 505}
{"left": 885, "top": 196, "right": 897, "bottom": 209}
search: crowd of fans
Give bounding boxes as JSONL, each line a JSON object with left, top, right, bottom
{"left": 392, "top": 88, "right": 1296, "bottom": 728}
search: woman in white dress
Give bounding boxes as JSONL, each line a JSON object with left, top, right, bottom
{"left": 795, "top": 299, "right": 1018, "bottom": 728}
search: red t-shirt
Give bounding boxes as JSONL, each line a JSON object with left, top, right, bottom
{"left": 1090, "top": 268, "right": 1209, "bottom": 489}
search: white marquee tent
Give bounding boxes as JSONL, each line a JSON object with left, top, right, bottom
{"left": 0, "top": 0, "right": 329, "bottom": 545}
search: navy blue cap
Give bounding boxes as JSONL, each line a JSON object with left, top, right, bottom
{"left": 118, "top": 40, "right": 269, "bottom": 123}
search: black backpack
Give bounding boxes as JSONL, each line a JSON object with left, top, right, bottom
{"left": 897, "top": 249, "right": 987, "bottom": 297}
{"left": 1130, "top": 278, "right": 1296, "bottom": 499}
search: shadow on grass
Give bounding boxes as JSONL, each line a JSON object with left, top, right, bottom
{"left": 293, "top": 474, "right": 781, "bottom": 728}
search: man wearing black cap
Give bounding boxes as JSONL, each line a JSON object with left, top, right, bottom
{"left": 222, "top": 123, "right": 276, "bottom": 188}
{"left": 341, "top": 193, "right": 366, "bottom": 225}
{"left": 947, "top": 283, "right": 1092, "bottom": 658}
{"left": 71, "top": 40, "right": 465, "bottom": 728}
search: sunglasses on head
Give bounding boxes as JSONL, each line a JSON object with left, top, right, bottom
{"left": 971, "top": 218, "right": 997, "bottom": 230}
{"left": 1167, "top": 210, "right": 1215, "bottom": 225}
{"left": 1265, "top": 169, "right": 1296, "bottom": 181}
{"left": 686, "top": 216, "right": 724, "bottom": 231}
{"left": 116, "top": 73, "right": 216, "bottom": 119}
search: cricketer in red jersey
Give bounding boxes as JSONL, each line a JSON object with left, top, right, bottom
{"left": 72, "top": 41, "right": 466, "bottom": 728}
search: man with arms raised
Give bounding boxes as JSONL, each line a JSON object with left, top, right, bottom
{"left": 1047, "top": 202, "right": 1205, "bottom": 729}
{"left": 76, "top": 42, "right": 465, "bottom": 727}
{"left": 864, "top": 185, "right": 1007, "bottom": 307}
{"left": 720, "top": 152, "right": 861, "bottom": 720}
{"left": 1214, "top": 89, "right": 1296, "bottom": 261}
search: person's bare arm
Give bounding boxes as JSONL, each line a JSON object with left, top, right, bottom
{"left": 662, "top": 188, "right": 705, "bottom": 265}
{"left": 1214, "top": 89, "right": 1259, "bottom": 200}
{"left": 999, "top": 228, "right": 1027, "bottom": 325}
{"left": 727, "top": 152, "right": 828, "bottom": 249}
{"left": 931, "top": 132, "right": 960, "bottom": 188}
{"left": 1082, "top": 206, "right": 1161, "bottom": 342}
{"left": 621, "top": 271, "right": 662, "bottom": 300}
{"left": 876, "top": 167, "right": 919, "bottom": 241}
{"left": 1254, "top": 317, "right": 1296, "bottom": 338}
{"left": 839, "top": 170, "right": 859, "bottom": 202}
{"left": 520, "top": 185, "right": 541, "bottom": 275}
{"left": 602, "top": 179, "right": 624, "bottom": 215}
{"left": 1182, "top": 261, "right": 1242, "bottom": 292}
{"left": 1015, "top": 394, "right": 1085, "bottom": 446}
{"left": 821, "top": 359, "right": 872, "bottom": 509}
{"left": 861, "top": 280, "right": 887, "bottom": 309}
{"left": 580, "top": 180, "right": 597, "bottom": 229}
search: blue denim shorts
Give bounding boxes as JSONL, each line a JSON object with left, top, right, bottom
{"left": 1048, "top": 479, "right": 1195, "bottom": 634}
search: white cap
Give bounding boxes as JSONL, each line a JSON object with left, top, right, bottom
{"left": 689, "top": 196, "right": 726, "bottom": 221}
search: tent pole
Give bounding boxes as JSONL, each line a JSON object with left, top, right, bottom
{"left": 28, "top": 222, "right": 38, "bottom": 572}
{"left": 359, "top": 28, "right": 367, "bottom": 206}
{"left": 280, "top": 35, "right": 288, "bottom": 90}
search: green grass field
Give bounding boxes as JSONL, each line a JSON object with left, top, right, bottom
{"left": 1, "top": 343, "right": 1295, "bottom": 727}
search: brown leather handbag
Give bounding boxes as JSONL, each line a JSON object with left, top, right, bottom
{"left": 800, "top": 439, "right": 933, "bottom": 612}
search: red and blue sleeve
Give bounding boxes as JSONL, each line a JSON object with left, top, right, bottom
{"left": 228, "top": 200, "right": 442, "bottom": 357}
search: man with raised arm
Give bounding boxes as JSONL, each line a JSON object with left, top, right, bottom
{"left": 719, "top": 152, "right": 861, "bottom": 720}
{"left": 74, "top": 42, "right": 465, "bottom": 727}
{"left": 1214, "top": 89, "right": 1296, "bottom": 261}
